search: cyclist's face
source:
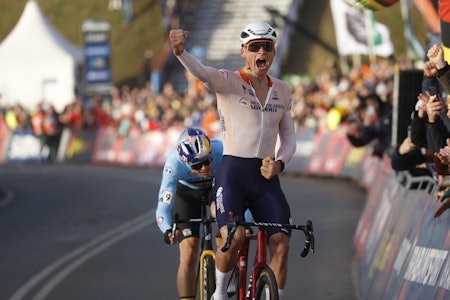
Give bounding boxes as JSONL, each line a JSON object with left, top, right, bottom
{"left": 191, "top": 163, "right": 212, "bottom": 178}
{"left": 241, "top": 39, "right": 275, "bottom": 75}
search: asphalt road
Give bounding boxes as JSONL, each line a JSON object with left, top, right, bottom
{"left": 0, "top": 164, "right": 366, "bottom": 300}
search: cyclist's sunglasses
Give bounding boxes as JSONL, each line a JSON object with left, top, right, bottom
{"left": 246, "top": 40, "right": 275, "bottom": 52}
{"left": 191, "top": 157, "right": 212, "bottom": 170}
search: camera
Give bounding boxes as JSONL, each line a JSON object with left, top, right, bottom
{"left": 429, "top": 87, "right": 438, "bottom": 101}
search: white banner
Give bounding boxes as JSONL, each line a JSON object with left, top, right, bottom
{"left": 330, "top": 0, "right": 394, "bottom": 57}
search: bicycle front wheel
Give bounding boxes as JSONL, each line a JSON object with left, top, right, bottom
{"left": 201, "top": 255, "right": 216, "bottom": 300}
{"left": 255, "top": 268, "right": 279, "bottom": 300}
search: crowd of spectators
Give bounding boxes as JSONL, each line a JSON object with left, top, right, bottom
{"left": 0, "top": 79, "right": 220, "bottom": 142}
{"left": 0, "top": 55, "right": 401, "bottom": 147}
{"left": 2, "top": 46, "right": 450, "bottom": 216}
{"left": 388, "top": 43, "right": 450, "bottom": 218}
{"left": 2, "top": 58, "right": 396, "bottom": 135}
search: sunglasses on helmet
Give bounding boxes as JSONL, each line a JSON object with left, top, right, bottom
{"left": 191, "top": 157, "right": 212, "bottom": 170}
{"left": 246, "top": 40, "right": 275, "bottom": 52}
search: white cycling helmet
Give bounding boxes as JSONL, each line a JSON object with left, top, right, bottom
{"left": 240, "top": 21, "right": 277, "bottom": 45}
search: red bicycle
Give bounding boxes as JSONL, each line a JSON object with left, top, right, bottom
{"left": 221, "top": 216, "right": 315, "bottom": 300}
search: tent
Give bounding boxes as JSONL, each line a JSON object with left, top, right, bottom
{"left": 0, "top": 0, "right": 83, "bottom": 112}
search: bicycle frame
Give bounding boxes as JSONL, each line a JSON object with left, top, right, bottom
{"left": 172, "top": 183, "right": 217, "bottom": 300}
{"left": 234, "top": 229, "right": 271, "bottom": 300}
{"left": 222, "top": 217, "right": 314, "bottom": 300}
{"left": 198, "top": 194, "right": 216, "bottom": 300}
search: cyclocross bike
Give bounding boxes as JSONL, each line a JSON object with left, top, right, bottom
{"left": 221, "top": 215, "right": 315, "bottom": 300}
{"left": 171, "top": 180, "right": 217, "bottom": 300}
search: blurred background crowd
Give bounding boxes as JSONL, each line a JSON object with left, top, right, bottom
{"left": 0, "top": 55, "right": 398, "bottom": 148}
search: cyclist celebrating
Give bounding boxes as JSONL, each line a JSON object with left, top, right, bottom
{"left": 169, "top": 21, "right": 296, "bottom": 300}
{"left": 156, "top": 127, "right": 223, "bottom": 300}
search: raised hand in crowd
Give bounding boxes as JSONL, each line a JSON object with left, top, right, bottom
{"left": 425, "top": 92, "right": 444, "bottom": 123}
{"left": 414, "top": 92, "right": 430, "bottom": 119}
{"left": 420, "top": 89, "right": 450, "bottom": 154}
{"left": 435, "top": 138, "right": 450, "bottom": 166}
{"left": 398, "top": 137, "right": 418, "bottom": 155}
{"left": 425, "top": 44, "right": 450, "bottom": 96}
{"left": 426, "top": 44, "right": 447, "bottom": 74}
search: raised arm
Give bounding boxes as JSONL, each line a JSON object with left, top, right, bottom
{"left": 169, "top": 29, "right": 228, "bottom": 92}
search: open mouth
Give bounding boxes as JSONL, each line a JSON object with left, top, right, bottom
{"left": 256, "top": 58, "right": 267, "bottom": 69}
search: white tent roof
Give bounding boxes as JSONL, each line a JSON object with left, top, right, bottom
{"left": 0, "top": 0, "right": 83, "bottom": 112}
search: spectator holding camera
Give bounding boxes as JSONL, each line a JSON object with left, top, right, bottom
{"left": 391, "top": 91, "right": 435, "bottom": 181}
{"left": 346, "top": 91, "right": 392, "bottom": 158}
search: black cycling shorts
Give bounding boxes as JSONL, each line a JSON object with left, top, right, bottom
{"left": 173, "top": 182, "right": 212, "bottom": 242}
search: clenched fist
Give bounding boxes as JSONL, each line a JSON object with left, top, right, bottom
{"left": 169, "top": 29, "right": 189, "bottom": 56}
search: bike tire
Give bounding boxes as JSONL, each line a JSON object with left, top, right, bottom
{"left": 226, "top": 265, "right": 240, "bottom": 299}
{"left": 202, "top": 255, "right": 216, "bottom": 300}
{"left": 255, "top": 268, "right": 279, "bottom": 300}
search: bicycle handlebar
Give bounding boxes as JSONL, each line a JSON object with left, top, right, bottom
{"left": 171, "top": 213, "right": 217, "bottom": 238}
{"left": 221, "top": 217, "right": 315, "bottom": 257}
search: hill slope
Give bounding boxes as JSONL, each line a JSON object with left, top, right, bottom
{"left": 0, "top": 0, "right": 429, "bottom": 88}
{"left": 0, "top": 0, "right": 165, "bottom": 87}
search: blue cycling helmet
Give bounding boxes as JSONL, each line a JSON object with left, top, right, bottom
{"left": 177, "top": 128, "right": 211, "bottom": 165}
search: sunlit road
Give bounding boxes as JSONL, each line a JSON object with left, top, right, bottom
{"left": 0, "top": 164, "right": 365, "bottom": 299}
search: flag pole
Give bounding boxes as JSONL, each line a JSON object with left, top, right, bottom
{"left": 400, "top": 0, "right": 424, "bottom": 62}
{"left": 364, "top": 9, "right": 377, "bottom": 70}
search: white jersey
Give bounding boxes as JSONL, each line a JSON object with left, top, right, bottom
{"left": 178, "top": 51, "right": 296, "bottom": 163}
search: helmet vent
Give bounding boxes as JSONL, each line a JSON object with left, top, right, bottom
{"left": 241, "top": 32, "right": 250, "bottom": 39}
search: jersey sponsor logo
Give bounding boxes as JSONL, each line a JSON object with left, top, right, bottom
{"left": 216, "top": 186, "right": 225, "bottom": 214}
{"left": 162, "top": 190, "right": 173, "bottom": 204}
{"left": 272, "top": 91, "right": 279, "bottom": 101}
{"left": 250, "top": 100, "right": 262, "bottom": 110}
{"left": 218, "top": 109, "right": 226, "bottom": 133}
{"left": 264, "top": 103, "right": 284, "bottom": 113}
{"left": 239, "top": 98, "right": 251, "bottom": 108}
{"left": 157, "top": 217, "right": 163, "bottom": 227}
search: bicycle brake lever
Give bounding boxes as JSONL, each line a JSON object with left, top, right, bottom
{"left": 300, "top": 239, "right": 310, "bottom": 257}
{"left": 307, "top": 220, "right": 314, "bottom": 254}
{"left": 220, "top": 217, "right": 242, "bottom": 252}
{"left": 300, "top": 220, "right": 314, "bottom": 257}
{"left": 172, "top": 213, "right": 179, "bottom": 239}
{"left": 221, "top": 220, "right": 238, "bottom": 252}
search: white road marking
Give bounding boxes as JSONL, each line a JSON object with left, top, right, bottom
{"left": 9, "top": 209, "right": 156, "bottom": 300}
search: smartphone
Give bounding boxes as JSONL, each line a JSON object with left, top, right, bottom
{"left": 429, "top": 87, "right": 437, "bottom": 97}
{"left": 407, "top": 125, "right": 411, "bottom": 138}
